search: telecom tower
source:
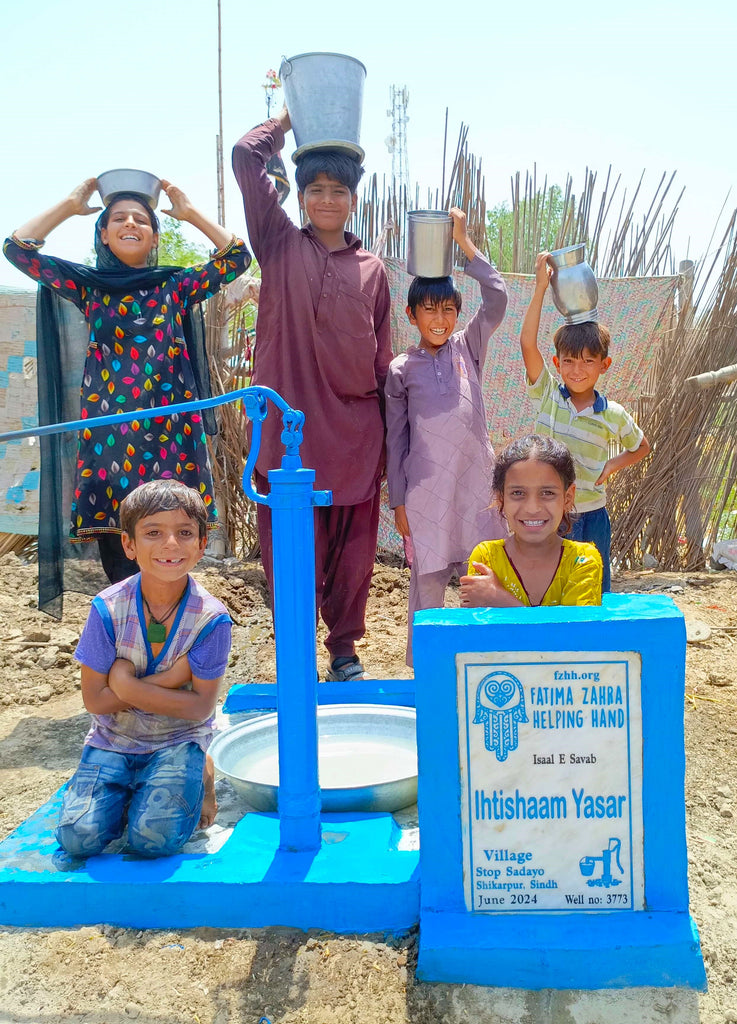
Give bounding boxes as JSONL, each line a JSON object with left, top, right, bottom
{"left": 386, "top": 85, "right": 410, "bottom": 193}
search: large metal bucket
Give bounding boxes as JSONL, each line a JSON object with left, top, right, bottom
{"left": 548, "top": 243, "right": 599, "bottom": 324}
{"left": 280, "top": 52, "right": 366, "bottom": 165}
{"left": 406, "top": 211, "right": 453, "bottom": 277}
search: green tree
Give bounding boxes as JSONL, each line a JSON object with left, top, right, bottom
{"left": 486, "top": 184, "right": 567, "bottom": 273}
{"left": 157, "top": 217, "right": 209, "bottom": 266}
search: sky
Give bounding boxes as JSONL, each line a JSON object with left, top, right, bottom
{"left": 1, "top": 0, "right": 735, "bottom": 289}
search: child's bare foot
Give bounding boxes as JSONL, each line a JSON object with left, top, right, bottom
{"left": 199, "top": 754, "right": 218, "bottom": 829}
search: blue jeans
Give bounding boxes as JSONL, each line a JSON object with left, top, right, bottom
{"left": 56, "top": 742, "right": 205, "bottom": 858}
{"left": 570, "top": 506, "right": 611, "bottom": 592}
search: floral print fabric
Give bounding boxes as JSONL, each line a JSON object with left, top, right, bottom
{"left": 4, "top": 239, "right": 249, "bottom": 539}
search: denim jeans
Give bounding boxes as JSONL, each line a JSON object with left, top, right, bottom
{"left": 56, "top": 742, "right": 205, "bottom": 858}
{"left": 570, "top": 506, "right": 611, "bottom": 592}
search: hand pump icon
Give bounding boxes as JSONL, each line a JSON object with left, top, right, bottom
{"left": 579, "top": 837, "right": 624, "bottom": 888}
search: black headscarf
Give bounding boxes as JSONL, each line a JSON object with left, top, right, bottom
{"left": 36, "top": 196, "right": 216, "bottom": 615}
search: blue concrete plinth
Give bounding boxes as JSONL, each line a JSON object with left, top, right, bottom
{"left": 413, "top": 595, "right": 707, "bottom": 991}
{"left": 417, "top": 910, "right": 707, "bottom": 989}
{"left": 0, "top": 790, "right": 419, "bottom": 932}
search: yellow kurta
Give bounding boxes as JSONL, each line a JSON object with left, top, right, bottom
{"left": 467, "top": 538, "right": 602, "bottom": 607}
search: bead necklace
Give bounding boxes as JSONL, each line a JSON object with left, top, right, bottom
{"left": 142, "top": 590, "right": 185, "bottom": 644}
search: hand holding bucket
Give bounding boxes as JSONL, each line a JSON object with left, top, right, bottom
{"left": 406, "top": 211, "right": 453, "bottom": 277}
{"left": 547, "top": 244, "right": 598, "bottom": 324}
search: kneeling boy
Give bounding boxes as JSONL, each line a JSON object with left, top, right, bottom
{"left": 57, "top": 480, "right": 231, "bottom": 858}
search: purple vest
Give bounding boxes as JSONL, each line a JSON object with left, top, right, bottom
{"left": 85, "top": 574, "right": 229, "bottom": 754}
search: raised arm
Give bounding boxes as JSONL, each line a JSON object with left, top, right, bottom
{"left": 231, "top": 113, "right": 294, "bottom": 262}
{"left": 160, "top": 180, "right": 232, "bottom": 252}
{"left": 12, "top": 178, "right": 101, "bottom": 243}
{"left": 519, "top": 252, "right": 551, "bottom": 384}
{"left": 451, "top": 208, "right": 507, "bottom": 366}
{"left": 450, "top": 206, "right": 481, "bottom": 263}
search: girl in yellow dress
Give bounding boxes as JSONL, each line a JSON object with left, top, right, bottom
{"left": 460, "top": 434, "right": 602, "bottom": 608}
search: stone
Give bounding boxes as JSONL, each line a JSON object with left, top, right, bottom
{"left": 23, "top": 630, "right": 50, "bottom": 643}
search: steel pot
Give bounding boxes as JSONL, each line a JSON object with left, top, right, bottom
{"left": 280, "top": 52, "right": 366, "bottom": 164}
{"left": 548, "top": 243, "right": 598, "bottom": 324}
{"left": 406, "top": 211, "right": 453, "bottom": 277}
{"left": 97, "top": 169, "right": 162, "bottom": 209}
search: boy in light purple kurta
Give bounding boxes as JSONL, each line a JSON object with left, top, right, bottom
{"left": 385, "top": 208, "right": 508, "bottom": 664}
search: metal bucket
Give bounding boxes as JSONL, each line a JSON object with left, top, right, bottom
{"left": 406, "top": 211, "right": 453, "bottom": 277}
{"left": 548, "top": 243, "right": 598, "bottom": 324}
{"left": 97, "top": 169, "right": 161, "bottom": 209}
{"left": 280, "top": 52, "right": 366, "bottom": 165}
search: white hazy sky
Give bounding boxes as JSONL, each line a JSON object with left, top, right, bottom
{"left": 2, "top": 0, "right": 735, "bottom": 288}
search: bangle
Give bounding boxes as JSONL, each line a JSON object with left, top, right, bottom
{"left": 211, "top": 234, "right": 238, "bottom": 259}
{"left": 11, "top": 233, "right": 44, "bottom": 251}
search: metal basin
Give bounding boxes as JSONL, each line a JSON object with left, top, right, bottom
{"left": 210, "top": 704, "right": 417, "bottom": 813}
{"left": 97, "top": 168, "right": 162, "bottom": 209}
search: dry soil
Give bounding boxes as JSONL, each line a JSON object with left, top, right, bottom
{"left": 0, "top": 555, "right": 735, "bottom": 1024}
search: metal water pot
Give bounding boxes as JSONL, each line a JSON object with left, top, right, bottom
{"left": 548, "top": 244, "right": 598, "bottom": 324}
{"left": 280, "top": 52, "right": 366, "bottom": 164}
{"left": 406, "top": 211, "right": 453, "bottom": 277}
{"left": 97, "top": 169, "right": 161, "bottom": 209}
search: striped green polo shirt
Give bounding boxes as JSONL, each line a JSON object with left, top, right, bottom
{"left": 527, "top": 366, "right": 644, "bottom": 512}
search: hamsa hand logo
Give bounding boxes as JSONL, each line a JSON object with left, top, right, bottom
{"left": 473, "top": 670, "right": 528, "bottom": 761}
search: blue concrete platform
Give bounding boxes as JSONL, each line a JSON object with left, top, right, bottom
{"left": 0, "top": 789, "right": 419, "bottom": 932}
{"left": 418, "top": 910, "right": 707, "bottom": 989}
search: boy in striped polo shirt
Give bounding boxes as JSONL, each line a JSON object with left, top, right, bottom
{"left": 520, "top": 253, "right": 650, "bottom": 590}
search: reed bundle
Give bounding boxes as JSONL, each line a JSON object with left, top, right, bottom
{"left": 489, "top": 166, "right": 683, "bottom": 278}
{"left": 203, "top": 287, "right": 260, "bottom": 558}
{"left": 354, "top": 117, "right": 487, "bottom": 257}
{"left": 609, "top": 213, "right": 737, "bottom": 570}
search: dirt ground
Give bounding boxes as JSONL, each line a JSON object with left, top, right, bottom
{"left": 0, "top": 553, "right": 735, "bottom": 1024}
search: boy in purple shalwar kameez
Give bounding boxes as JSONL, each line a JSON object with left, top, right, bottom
{"left": 385, "top": 209, "right": 508, "bottom": 664}
{"left": 232, "top": 109, "right": 393, "bottom": 681}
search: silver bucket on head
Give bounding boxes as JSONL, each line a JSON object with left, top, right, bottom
{"left": 548, "top": 243, "right": 598, "bottom": 324}
{"left": 406, "top": 211, "right": 453, "bottom": 278}
{"left": 280, "top": 52, "right": 366, "bottom": 165}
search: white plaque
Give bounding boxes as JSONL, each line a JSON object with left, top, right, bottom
{"left": 457, "top": 651, "right": 644, "bottom": 913}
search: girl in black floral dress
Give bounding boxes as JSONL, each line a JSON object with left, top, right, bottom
{"left": 5, "top": 179, "right": 250, "bottom": 591}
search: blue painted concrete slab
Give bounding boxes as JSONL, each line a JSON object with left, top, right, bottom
{"left": 418, "top": 910, "right": 707, "bottom": 989}
{"left": 0, "top": 789, "right": 419, "bottom": 932}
